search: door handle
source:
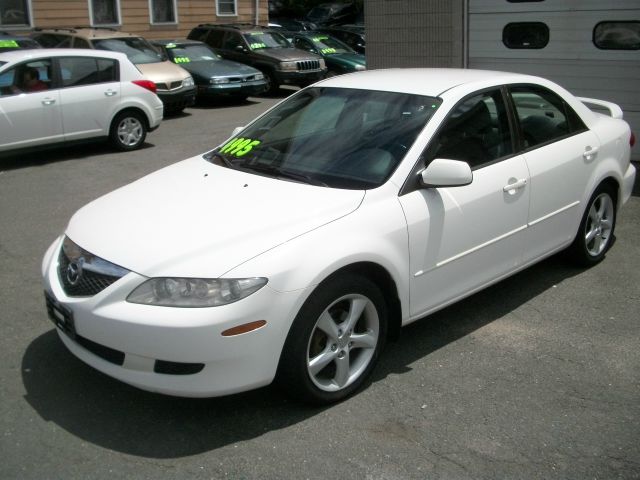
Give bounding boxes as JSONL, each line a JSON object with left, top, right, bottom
{"left": 583, "top": 146, "right": 598, "bottom": 160}
{"left": 104, "top": 90, "right": 117, "bottom": 96}
{"left": 41, "top": 98, "right": 56, "bottom": 106}
{"left": 503, "top": 178, "right": 527, "bottom": 193}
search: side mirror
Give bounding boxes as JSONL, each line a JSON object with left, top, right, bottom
{"left": 421, "top": 158, "right": 472, "bottom": 188}
{"left": 236, "top": 45, "right": 248, "bottom": 53}
{"left": 231, "top": 126, "right": 244, "bottom": 137}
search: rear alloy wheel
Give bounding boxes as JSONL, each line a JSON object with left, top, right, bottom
{"left": 569, "top": 184, "right": 617, "bottom": 266}
{"left": 277, "top": 274, "right": 387, "bottom": 404}
{"left": 110, "top": 111, "right": 146, "bottom": 151}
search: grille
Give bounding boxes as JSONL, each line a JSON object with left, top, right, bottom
{"left": 58, "top": 248, "right": 122, "bottom": 297}
{"left": 155, "top": 80, "right": 183, "bottom": 92}
{"left": 297, "top": 60, "right": 320, "bottom": 71}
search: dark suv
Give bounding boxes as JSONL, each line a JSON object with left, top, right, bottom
{"left": 187, "top": 24, "right": 326, "bottom": 93}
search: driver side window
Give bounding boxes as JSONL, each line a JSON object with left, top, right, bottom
{"left": 424, "top": 89, "right": 513, "bottom": 169}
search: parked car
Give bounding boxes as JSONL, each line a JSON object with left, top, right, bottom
{"left": 31, "top": 28, "right": 195, "bottom": 113}
{"left": 0, "top": 49, "right": 162, "bottom": 154}
{"left": 306, "top": 2, "right": 360, "bottom": 26}
{"left": 187, "top": 24, "right": 326, "bottom": 93}
{"left": 292, "top": 32, "right": 365, "bottom": 76}
{"left": 316, "top": 26, "right": 365, "bottom": 54}
{"left": 268, "top": 18, "right": 317, "bottom": 32}
{"left": 152, "top": 39, "right": 267, "bottom": 101}
{"left": 42, "top": 69, "right": 635, "bottom": 404}
{"left": 0, "top": 31, "right": 41, "bottom": 51}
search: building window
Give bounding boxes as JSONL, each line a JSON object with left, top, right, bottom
{"left": 150, "top": 0, "right": 177, "bottom": 24}
{"left": 216, "top": 0, "right": 237, "bottom": 16}
{"left": 593, "top": 21, "right": 640, "bottom": 50}
{"left": 503, "top": 22, "right": 549, "bottom": 49}
{"left": 0, "top": 0, "right": 31, "bottom": 27}
{"left": 89, "top": 0, "right": 121, "bottom": 26}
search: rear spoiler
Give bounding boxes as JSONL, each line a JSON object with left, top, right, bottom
{"left": 578, "top": 97, "right": 624, "bottom": 119}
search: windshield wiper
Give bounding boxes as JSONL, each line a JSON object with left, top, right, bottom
{"left": 203, "top": 150, "right": 235, "bottom": 169}
{"left": 238, "top": 163, "right": 327, "bottom": 187}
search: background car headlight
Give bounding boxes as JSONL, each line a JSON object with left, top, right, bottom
{"left": 127, "top": 277, "right": 268, "bottom": 307}
{"left": 210, "top": 77, "right": 230, "bottom": 84}
{"left": 279, "top": 61, "right": 297, "bottom": 72}
{"left": 183, "top": 76, "right": 195, "bottom": 87}
{"left": 254, "top": 73, "right": 264, "bottom": 81}
{"left": 319, "top": 58, "right": 326, "bottom": 69}
{"left": 354, "top": 64, "right": 366, "bottom": 71}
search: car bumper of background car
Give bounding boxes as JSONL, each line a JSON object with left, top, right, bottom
{"left": 157, "top": 86, "right": 196, "bottom": 111}
{"left": 621, "top": 162, "right": 636, "bottom": 206}
{"left": 197, "top": 80, "right": 267, "bottom": 97}
{"left": 274, "top": 69, "right": 326, "bottom": 87}
{"left": 41, "top": 237, "right": 305, "bottom": 397}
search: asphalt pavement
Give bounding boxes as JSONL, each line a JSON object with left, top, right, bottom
{"left": 1, "top": 94, "right": 639, "bottom": 480}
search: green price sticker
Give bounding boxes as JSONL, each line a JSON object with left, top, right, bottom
{"left": 174, "top": 56, "right": 191, "bottom": 63}
{"left": 320, "top": 47, "right": 336, "bottom": 54}
{"left": 0, "top": 40, "right": 19, "bottom": 48}
{"left": 312, "top": 36, "right": 329, "bottom": 42}
{"left": 220, "top": 137, "right": 262, "bottom": 157}
{"left": 250, "top": 42, "right": 266, "bottom": 50}
{"left": 165, "top": 43, "right": 177, "bottom": 49}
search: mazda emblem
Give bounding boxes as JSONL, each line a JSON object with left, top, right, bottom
{"left": 66, "top": 261, "right": 82, "bottom": 286}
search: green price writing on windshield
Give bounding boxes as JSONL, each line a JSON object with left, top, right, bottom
{"left": 220, "top": 137, "right": 262, "bottom": 157}
{"left": 0, "top": 40, "right": 19, "bottom": 48}
{"left": 250, "top": 42, "right": 266, "bottom": 50}
{"left": 320, "top": 48, "right": 336, "bottom": 54}
{"left": 312, "top": 36, "right": 329, "bottom": 42}
{"left": 174, "top": 56, "right": 191, "bottom": 63}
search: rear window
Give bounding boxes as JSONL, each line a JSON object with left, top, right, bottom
{"left": 593, "top": 21, "right": 640, "bottom": 50}
{"left": 503, "top": 22, "right": 549, "bottom": 49}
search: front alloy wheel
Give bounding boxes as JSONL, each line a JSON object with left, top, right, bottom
{"left": 278, "top": 274, "right": 387, "bottom": 404}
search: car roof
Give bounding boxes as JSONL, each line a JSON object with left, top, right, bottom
{"left": 194, "top": 23, "right": 271, "bottom": 33}
{"left": 153, "top": 39, "right": 205, "bottom": 47}
{"left": 0, "top": 48, "right": 130, "bottom": 63}
{"left": 317, "top": 68, "right": 546, "bottom": 97}
{"left": 33, "top": 27, "right": 138, "bottom": 40}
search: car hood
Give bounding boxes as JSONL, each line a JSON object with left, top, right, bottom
{"left": 254, "top": 47, "right": 321, "bottom": 62}
{"left": 326, "top": 52, "right": 365, "bottom": 69}
{"left": 183, "top": 59, "right": 261, "bottom": 80}
{"left": 65, "top": 156, "right": 364, "bottom": 278}
{"left": 137, "top": 60, "right": 191, "bottom": 82}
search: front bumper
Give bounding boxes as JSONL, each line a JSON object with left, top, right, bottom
{"left": 157, "top": 86, "right": 196, "bottom": 111}
{"left": 42, "top": 237, "right": 307, "bottom": 397}
{"left": 274, "top": 69, "right": 326, "bottom": 87}
{"left": 197, "top": 80, "right": 267, "bottom": 98}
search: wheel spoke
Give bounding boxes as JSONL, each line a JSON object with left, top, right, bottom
{"left": 343, "top": 298, "right": 368, "bottom": 332}
{"left": 595, "top": 198, "right": 607, "bottom": 219}
{"left": 316, "top": 311, "right": 340, "bottom": 341}
{"left": 350, "top": 331, "right": 376, "bottom": 349}
{"left": 308, "top": 349, "right": 337, "bottom": 376}
{"left": 585, "top": 228, "right": 597, "bottom": 244}
{"left": 601, "top": 218, "right": 612, "bottom": 230}
{"left": 333, "top": 353, "right": 350, "bottom": 388}
{"left": 592, "top": 234, "right": 603, "bottom": 254}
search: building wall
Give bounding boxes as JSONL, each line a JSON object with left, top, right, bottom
{"left": 11, "top": 0, "right": 268, "bottom": 39}
{"left": 365, "top": 0, "right": 464, "bottom": 69}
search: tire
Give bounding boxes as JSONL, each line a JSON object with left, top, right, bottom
{"left": 263, "top": 70, "right": 279, "bottom": 95}
{"left": 277, "top": 273, "right": 387, "bottom": 404}
{"left": 568, "top": 184, "right": 617, "bottom": 267}
{"left": 109, "top": 110, "right": 147, "bottom": 151}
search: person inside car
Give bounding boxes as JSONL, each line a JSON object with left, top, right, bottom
{"left": 12, "top": 67, "right": 47, "bottom": 93}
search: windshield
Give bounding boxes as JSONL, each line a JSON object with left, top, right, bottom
{"left": 92, "top": 37, "right": 163, "bottom": 64}
{"left": 308, "top": 6, "right": 333, "bottom": 22}
{"left": 0, "top": 38, "right": 39, "bottom": 51}
{"left": 243, "top": 31, "right": 289, "bottom": 50}
{"left": 308, "top": 35, "right": 352, "bottom": 54}
{"left": 210, "top": 87, "right": 441, "bottom": 189}
{"left": 165, "top": 44, "right": 220, "bottom": 63}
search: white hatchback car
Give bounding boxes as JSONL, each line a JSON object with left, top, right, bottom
{"left": 42, "top": 69, "right": 636, "bottom": 404}
{"left": 0, "top": 48, "right": 163, "bottom": 154}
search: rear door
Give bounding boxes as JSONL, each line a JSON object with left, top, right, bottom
{"left": 0, "top": 58, "right": 63, "bottom": 151}
{"left": 57, "top": 56, "right": 120, "bottom": 140}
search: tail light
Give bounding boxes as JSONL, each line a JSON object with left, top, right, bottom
{"left": 631, "top": 131, "right": 636, "bottom": 148}
{"left": 132, "top": 80, "right": 157, "bottom": 94}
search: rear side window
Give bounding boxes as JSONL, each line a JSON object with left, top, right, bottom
{"left": 59, "top": 57, "right": 118, "bottom": 87}
{"left": 509, "top": 86, "right": 586, "bottom": 149}
{"left": 593, "top": 21, "right": 640, "bottom": 50}
{"left": 33, "top": 34, "right": 72, "bottom": 48}
{"left": 503, "top": 22, "right": 549, "bottom": 49}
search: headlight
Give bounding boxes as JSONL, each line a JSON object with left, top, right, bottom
{"left": 319, "top": 58, "right": 326, "bottom": 69}
{"left": 210, "top": 77, "right": 230, "bottom": 84}
{"left": 354, "top": 64, "right": 366, "bottom": 71}
{"left": 279, "top": 61, "right": 297, "bottom": 72}
{"left": 254, "top": 73, "right": 264, "bottom": 81}
{"left": 183, "top": 76, "right": 195, "bottom": 87}
{"left": 127, "top": 277, "right": 268, "bottom": 307}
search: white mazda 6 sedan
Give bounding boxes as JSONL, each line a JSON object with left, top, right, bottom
{"left": 42, "top": 69, "right": 636, "bottom": 404}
